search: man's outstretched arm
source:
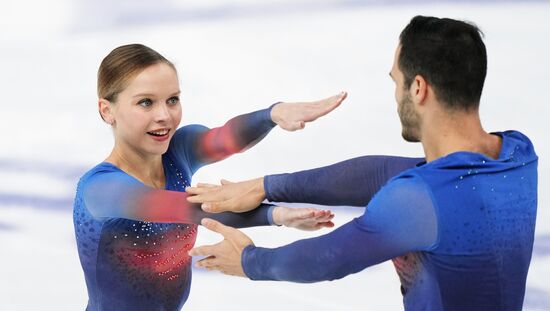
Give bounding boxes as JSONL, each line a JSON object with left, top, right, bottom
{"left": 189, "top": 175, "right": 438, "bottom": 281}
{"left": 187, "top": 155, "right": 424, "bottom": 212}
{"left": 265, "top": 155, "right": 423, "bottom": 206}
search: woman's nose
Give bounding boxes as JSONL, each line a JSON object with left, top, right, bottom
{"left": 154, "top": 103, "right": 170, "bottom": 122}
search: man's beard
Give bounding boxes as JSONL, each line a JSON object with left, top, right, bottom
{"left": 398, "top": 93, "right": 420, "bottom": 142}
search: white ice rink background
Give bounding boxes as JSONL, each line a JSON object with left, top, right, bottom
{"left": 1, "top": 0, "right": 549, "bottom": 310}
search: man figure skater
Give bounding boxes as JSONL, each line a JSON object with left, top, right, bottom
{"left": 188, "top": 16, "right": 538, "bottom": 311}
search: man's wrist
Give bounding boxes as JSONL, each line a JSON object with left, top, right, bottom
{"left": 253, "top": 177, "right": 266, "bottom": 200}
{"left": 241, "top": 244, "right": 256, "bottom": 280}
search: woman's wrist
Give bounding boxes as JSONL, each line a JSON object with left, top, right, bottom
{"left": 269, "top": 102, "right": 282, "bottom": 125}
{"left": 271, "top": 206, "right": 286, "bottom": 226}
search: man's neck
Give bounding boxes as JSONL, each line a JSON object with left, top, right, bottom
{"left": 420, "top": 109, "right": 502, "bottom": 162}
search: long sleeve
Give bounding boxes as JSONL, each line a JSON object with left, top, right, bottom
{"left": 196, "top": 203, "right": 276, "bottom": 228}
{"left": 82, "top": 168, "right": 272, "bottom": 228}
{"left": 170, "top": 106, "right": 276, "bottom": 175}
{"left": 264, "top": 155, "right": 424, "bottom": 206}
{"left": 242, "top": 175, "right": 438, "bottom": 282}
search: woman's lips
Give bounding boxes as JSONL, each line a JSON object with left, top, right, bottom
{"left": 147, "top": 129, "right": 170, "bottom": 142}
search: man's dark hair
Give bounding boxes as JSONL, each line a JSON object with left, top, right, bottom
{"left": 399, "top": 16, "right": 487, "bottom": 110}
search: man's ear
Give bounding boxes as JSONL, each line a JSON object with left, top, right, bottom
{"left": 410, "top": 74, "right": 428, "bottom": 107}
{"left": 98, "top": 99, "right": 114, "bottom": 125}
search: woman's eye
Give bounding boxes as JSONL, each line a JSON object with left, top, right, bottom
{"left": 167, "top": 96, "right": 180, "bottom": 105}
{"left": 138, "top": 98, "right": 153, "bottom": 107}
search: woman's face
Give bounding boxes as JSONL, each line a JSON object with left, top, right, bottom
{"left": 110, "top": 62, "right": 182, "bottom": 157}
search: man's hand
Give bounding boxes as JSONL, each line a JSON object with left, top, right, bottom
{"left": 271, "top": 91, "right": 347, "bottom": 131}
{"left": 273, "top": 206, "right": 335, "bottom": 231}
{"left": 188, "top": 218, "right": 253, "bottom": 277}
{"left": 186, "top": 178, "right": 265, "bottom": 213}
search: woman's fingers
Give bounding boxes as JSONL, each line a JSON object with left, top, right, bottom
{"left": 303, "top": 91, "right": 347, "bottom": 121}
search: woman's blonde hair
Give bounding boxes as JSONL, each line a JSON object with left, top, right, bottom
{"left": 97, "top": 44, "right": 176, "bottom": 103}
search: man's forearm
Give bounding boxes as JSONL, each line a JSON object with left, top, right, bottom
{"left": 264, "top": 155, "right": 423, "bottom": 206}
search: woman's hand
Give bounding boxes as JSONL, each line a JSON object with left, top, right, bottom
{"left": 273, "top": 206, "right": 335, "bottom": 231}
{"left": 271, "top": 92, "right": 347, "bottom": 131}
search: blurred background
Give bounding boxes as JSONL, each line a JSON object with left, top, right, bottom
{"left": 1, "top": 0, "right": 549, "bottom": 309}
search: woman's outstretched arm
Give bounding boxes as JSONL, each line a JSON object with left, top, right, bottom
{"left": 82, "top": 168, "right": 333, "bottom": 229}
{"left": 171, "top": 93, "right": 347, "bottom": 174}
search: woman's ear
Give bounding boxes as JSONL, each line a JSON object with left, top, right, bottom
{"left": 98, "top": 99, "right": 114, "bottom": 125}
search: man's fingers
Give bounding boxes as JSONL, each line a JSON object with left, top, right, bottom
{"left": 220, "top": 269, "right": 236, "bottom": 276}
{"left": 185, "top": 186, "right": 218, "bottom": 195}
{"left": 198, "top": 261, "right": 222, "bottom": 272}
{"left": 203, "top": 196, "right": 249, "bottom": 213}
{"left": 196, "top": 255, "right": 215, "bottom": 265}
{"left": 186, "top": 195, "right": 202, "bottom": 203}
{"left": 201, "top": 218, "right": 234, "bottom": 237}
{"left": 196, "top": 256, "right": 219, "bottom": 268}
{"left": 205, "top": 265, "right": 220, "bottom": 272}
{"left": 201, "top": 200, "right": 230, "bottom": 213}
{"left": 220, "top": 179, "right": 235, "bottom": 185}
{"left": 186, "top": 194, "right": 215, "bottom": 203}
{"left": 186, "top": 188, "right": 227, "bottom": 204}
{"left": 197, "top": 183, "right": 219, "bottom": 188}
{"left": 188, "top": 244, "right": 217, "bottom": 257}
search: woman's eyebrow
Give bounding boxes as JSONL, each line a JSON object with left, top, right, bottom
{"left": 132, "top": 93, "right": 156, "bottom": 98}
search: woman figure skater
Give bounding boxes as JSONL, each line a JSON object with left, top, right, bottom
{"left": 73, "top": 44, "right": 346, "bottom": 310}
